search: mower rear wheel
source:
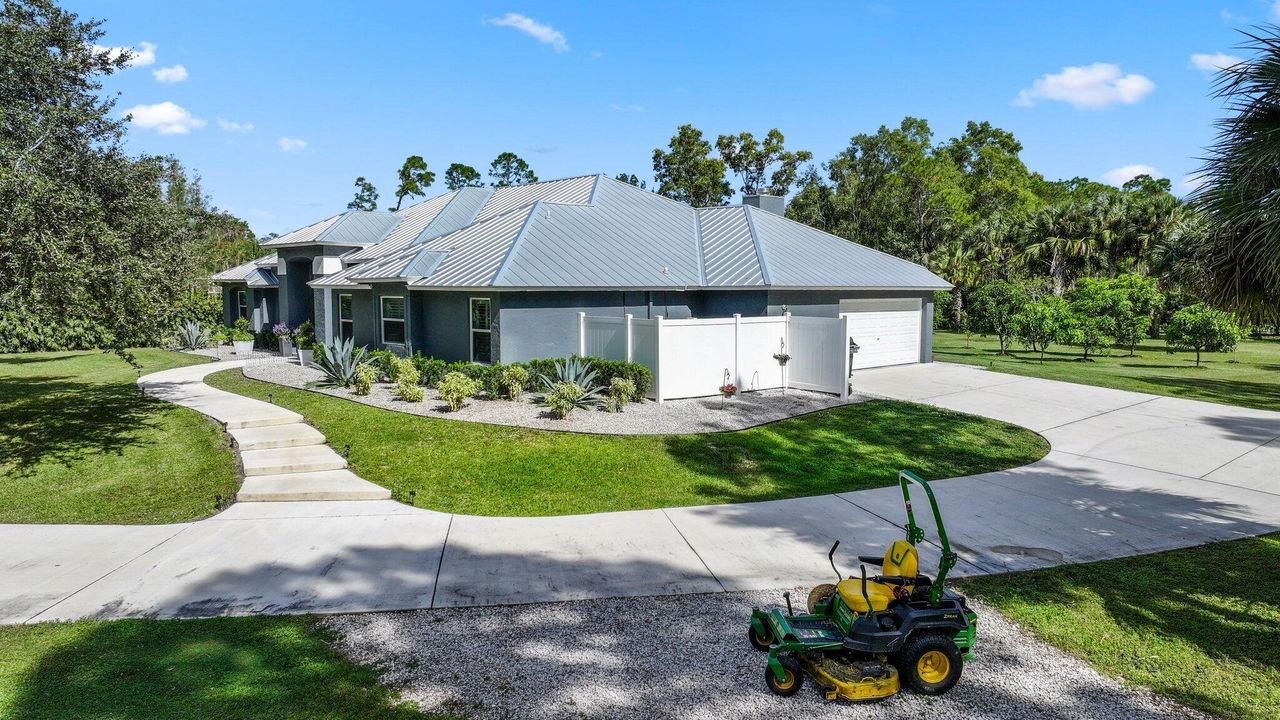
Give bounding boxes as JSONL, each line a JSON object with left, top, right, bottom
{"left": 896, "top": 633, "right": 963, "bottom": 695}
{"left": 807, "top": 583, "right": 837, "bottom": 613}
{"left": 764, "top": 656, "right": 804, "bottom": 697}
{"left": 748, "top": 624, "right": 774, "bottom": 651}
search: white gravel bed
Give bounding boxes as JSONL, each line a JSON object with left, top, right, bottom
{"left": 241, "top": 360, "right": 861, "bottom": 435}
{"left": 186, "top": 345, "right": 282, "bottom": 362}
{"left": 324, "top": 589, "right": 1205, "bottom": 720}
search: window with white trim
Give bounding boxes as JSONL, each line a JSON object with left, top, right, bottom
{"left": 235, "top": 289, "right": 249, "bottom": 321}
{"left": 338, "top": 294, "right": 353, "bottom": 341}
{"left": 380, "top": 296, "right": 406, "bottom": 344}
{"left": 470, "top": 297, "right": 492, "bottom": 363}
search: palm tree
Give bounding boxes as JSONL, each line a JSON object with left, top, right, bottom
{"left": 925, "top": 242, "right": 981, "bottom": 329}
{"left": 1022, "top": 203, "right": 1095, "bottom": 294}
{"left": 1192, "top": 28, "right": 1280, "bottom": 324}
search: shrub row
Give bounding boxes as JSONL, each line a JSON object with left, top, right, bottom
{"left": 359, "top": 351, "right": 652, "bottom": 402}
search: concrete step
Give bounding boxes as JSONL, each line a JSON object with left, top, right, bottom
{"left": 240, "top": 445, "right": 347, "bottom": 476}
{"left": 229, "top": 423, "right": 326, "bottom": 451}
{"left": 236, "top": 469, "right": 392, "bottom": 502}
{"left": 223, "top": 407, "right": 305, "bottom": 430}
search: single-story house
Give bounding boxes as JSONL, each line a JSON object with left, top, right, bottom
{"left": 213, "top": 174, "right": 951, "bottom": 372}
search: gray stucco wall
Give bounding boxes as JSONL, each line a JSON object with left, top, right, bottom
{"left": 416, "top": 290, "right": 497, "bottom": 362}
{"left": 275, "top": 245, "right": 360, "bottom": 329}
{"left": 496, "top": 290, "right": 695, "bottom": 363}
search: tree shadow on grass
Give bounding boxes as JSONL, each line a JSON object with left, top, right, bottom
{"left": 3, "top": 616, "right": 432, "bottom": 720}
{"left": 963, "top": 533, "right": 1280, "bottom": 720}
{"left": 0, "top": 373, "right": 172, "bottom": 476}
{"left": 1138, "top": 375, "right": 1280, "bottom": 413}
{"left": 660, "top": 401, "right": 1048, "bottom": 505}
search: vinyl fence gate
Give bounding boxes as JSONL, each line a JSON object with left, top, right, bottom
{"left": 578, "top": 312, "right": 851, "bottom": 402}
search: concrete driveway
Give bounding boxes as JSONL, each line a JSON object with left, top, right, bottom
{"left": 4, "top": 361, "right": 1279, "bottom": 624}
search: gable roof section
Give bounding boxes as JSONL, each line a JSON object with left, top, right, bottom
{"left": 473, "top": 175, "right": 598, "bottom": 222}
{"left": 696, "top": 206, "right": 766, "bottom": 287}
{"left": 409, "top": 205, "right": 538, "bottom": 287}
{"left": 260, "top": 210, "right": 399, "bottom": 248}
{"left": 212, "top": 252, "right": 278, "bottom": 286}
{"left": 747, "top": 206, "right": 950, "bottom": 289}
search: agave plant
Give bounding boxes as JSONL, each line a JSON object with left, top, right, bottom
{"left": 309, "top": 336, "right": 369, "bottom": 388}
{"left": 177, "top": 320, "right": 210, "bottom": 350}
{"left": 532, "top": 357, "right": 603, "bottom": 417}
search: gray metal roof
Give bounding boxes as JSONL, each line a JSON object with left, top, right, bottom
{"left": 697, "top": 206, "right": 766, "bottom": 287}
{"left": 212, "top": 252, "right": 278, "bottom": 286}
{"left": 259, "top": 210, "right": 398, "bottom": 248}
{"left": 301, "top": 174, "right": 949, "bottom": 291}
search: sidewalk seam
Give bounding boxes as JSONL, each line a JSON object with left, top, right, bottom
{"left": 661, "top": 509, "right": 726, "bottom": 591}
{"left": 429, "top": 514, "right": 454, "bottom": 609}
{"left": 25, "top": 524, "right": 194, "bottom": 623}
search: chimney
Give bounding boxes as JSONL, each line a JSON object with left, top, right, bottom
{"left": 742, "top": 193, "right": 785, "bottom": 215}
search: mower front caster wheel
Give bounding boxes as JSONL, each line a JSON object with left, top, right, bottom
{"left": 764, "top": 657, "right": 804, "bottom": 697}
{"left": 897, "top": 633, "right": 963, "bottom": 696}
{"left": 748, "top": 625, "right": 774, "bottom": 651}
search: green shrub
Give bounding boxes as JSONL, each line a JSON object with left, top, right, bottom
{"left": 366, "top": 350, "right": 398, "bottom": 381}
{"left": 392, "top": 356, "right": 420, "bottom": 386}
{"left": 412, "top": 354, "right": 449, "bottom": 387}
{"left": 209, "top": 326, "right": 228, "bottom": 345}
{"left": 544, "top": 381, "right": 583, "bottom": 419}
{"left": 396, "top": 380, "right": 424, "bottom": 402}
{"left": 294, "top": 320, "right": 316, "bottom": 350}
{"left": 1165, "top": 303, "right": 1243, "bottom": 367}
{"left": 353, "top": 364, "right": 377, "bottom": 395}
{"left": 502, "top": 364, "right": 530, "bottom": 400}
{"left": 586, "top": 358, "right": 651, "bottom": 401}
{"left": 228, "top": 317, "right": 254, "bottom": 342}
{"left": 606, "top": 377, "right": 636, "bottom": 412}
{"left": 525, "top": 357, "right": 558, "bottom": 381}
{"left": 438, "top": 371, "right": 481, "bottom": 411}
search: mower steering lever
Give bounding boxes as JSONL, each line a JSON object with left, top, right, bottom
{"left": 858, "top": 555, "right": 884, "bottom": 565}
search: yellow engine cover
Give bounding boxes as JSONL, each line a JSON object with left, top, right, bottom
{"left": 799, "top": 656, "right": 900, "bottom": 702}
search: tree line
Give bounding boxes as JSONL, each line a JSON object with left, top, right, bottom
{"left": 346, "top": 152, "right": 538, "bottom": 211}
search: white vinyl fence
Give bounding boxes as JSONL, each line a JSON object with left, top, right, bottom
{"left": 578, "top": 312, "right": 852, "bottom": 402}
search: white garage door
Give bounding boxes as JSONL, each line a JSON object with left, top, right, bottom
{"left": 840, "top": 298, "right": 922, "bottom": 370}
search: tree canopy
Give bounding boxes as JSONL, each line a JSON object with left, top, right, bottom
{"left": 444, "top": 162, "right": 483, "bottom": 190}
{"left": 392, "top": 155, "right": 434, "bottom": 210}
{"left": 347, "top": 176, "right": 378, "bottom": 210}
{"left": 488, "top": 152, "right": 536, "bottom": 187}
{"left": 652, "top": 124, "right": 730, "bottom": 207}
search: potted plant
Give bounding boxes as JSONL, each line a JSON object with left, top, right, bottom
{"left": 718, "top": 382, "right": 738, "bottom": 398}
{"left": 294, "top": 320, "right": 316, "bottom": 367}
{"left": 230, "top": 318, "right": 255, "bottom": 355}
{"left": 272, "top": 322, "right": 295, "bottom": 356}
{"left": 773, "top": 352, "right": 791, "bottom": 366}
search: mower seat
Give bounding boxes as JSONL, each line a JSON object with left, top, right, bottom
{"left": 835, "top": 540, "right": 920, "bottom": 613}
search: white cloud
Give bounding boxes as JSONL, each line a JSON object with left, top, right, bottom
{"left": 1102, "top": 164, "right": 1163, "bottom": 187}
{"left": 485, "top": 13, "right": 569, "bottom": 52}
{"left": 217, "top": 118, "right": 254, "bottom": 132}
{"left": 93, "top": 40, "right": 156, "bottom": 67}
{"left": 152, "top": 64, "right": 188, "bottom": 83}
{"left": 1190, "top": 52, "right": 1243, "bottom": 72}
{"left": 277, "top": 137, "right": 307, "bottom": 153}
{"left": 609, "top": 103, "right": 644, "bottom": 112}
{"left": 121, "top": 101, "right": 204, "bottom": 134}
{"left": 1014, "top": 63, "right": 1154, "bottom": 109}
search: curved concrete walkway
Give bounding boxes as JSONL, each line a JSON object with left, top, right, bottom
{"left": 4, "top": 360, "right": 1279, "bottom": 624}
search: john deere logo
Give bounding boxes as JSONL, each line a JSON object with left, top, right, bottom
{"left": 890, "top": 546, "right": 909, "bottom": 564}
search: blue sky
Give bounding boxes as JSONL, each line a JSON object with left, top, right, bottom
{"left": 72, "top": 0, "right": 1266, "bottom": 236}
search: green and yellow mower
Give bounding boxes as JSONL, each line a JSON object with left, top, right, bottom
{"left": 748, "top": 470, "right": 977, "bottom": 702}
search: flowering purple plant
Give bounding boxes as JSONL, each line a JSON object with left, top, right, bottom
{"left": 271, "top": 322, "right": 295, "bottom": 340}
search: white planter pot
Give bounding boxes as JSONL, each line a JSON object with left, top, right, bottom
{"left": 232, "top": 340, "right": 253, "bottom": 355}
{"left": 297, "top": 348, "right": 314, "bottom": 367}
{"left": 279, "top": 338, "right": 294, "bottom": 356}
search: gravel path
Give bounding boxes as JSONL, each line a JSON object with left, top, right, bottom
{"left": 324, "top": 589, "right": 1205, "bottom": 720}
{"left": 186, "top": 345, "right": 282, "bottom": 362}
{"left": 241, "top": 360, "right": 860, "bottom": 435}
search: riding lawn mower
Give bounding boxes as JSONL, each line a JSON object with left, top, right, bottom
{"left": 748, "top": 470, "right": 977, "bottom": 702}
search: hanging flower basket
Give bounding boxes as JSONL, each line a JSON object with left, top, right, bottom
{"left": 719, "top": 383, "right": 737, "bottom": 397}
{"left": 773, "top": 352, "right": 791, "bottom": 366}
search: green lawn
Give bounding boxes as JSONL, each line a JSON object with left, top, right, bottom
{"left": 206, "top": 369, "right": 1048, "bottom": 516}
{"left": 0, "top": 350, "right": 238, "bottom": 524}
{"left": 935, "top": 331, "right": 1280, "bottom": 412}
{"left": 962, "top": 533, "right": 1280, "bottom": 720}
{"left": 0, "top": 616, "right": 447, "bottom": 720}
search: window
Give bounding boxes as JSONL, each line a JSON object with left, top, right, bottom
{"left": 380, "top": 296, "right": 406, "bottom": 344}
{"left": 338, "top": 294, "right": 353, "bottom": 341}
{"left": 470, "top": 297, "right": 492, "bottom": 363}
{"left": 235, "top": 289, "right": 249, "bottom": 321}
